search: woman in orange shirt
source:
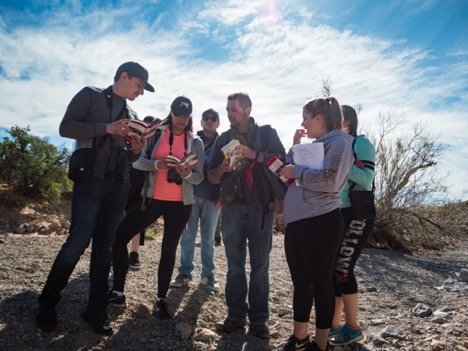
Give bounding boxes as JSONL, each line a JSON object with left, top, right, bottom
{"left": 109, "top": 96, "right": 204, "bottom": 320}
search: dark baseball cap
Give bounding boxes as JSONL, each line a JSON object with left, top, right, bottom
{"left": 115, "top": 62, "right": 155, "bottom": 92}
{"left": 202, "top": 108, "right": 219, "bottom": 119}
{"left": 171, "top": 96, "right": 193, "bottom": 116}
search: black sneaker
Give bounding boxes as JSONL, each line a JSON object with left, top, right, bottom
{"left": 80, "top": 309, "right": 113, "bottom": 336}
{"left": 310, "top": 341, "right": 329, "bottom": 351}
{"left": 107, "top": 291, "right": 126, "bottom": 308}
{"left": 129, "top": 251, "right": 141, "bottom": 271}
{"left": 36, "top": 303, "right": 57, "bottom": 332}
{"left": 277, "top": 335, "right": 313, "bottom": 351}
{"left": 156, "top": 299, "right": 172, "bottom": 320}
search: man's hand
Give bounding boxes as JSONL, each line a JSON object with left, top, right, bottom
{"left": 208, "top": 159, "right": 231, "bottom": 184}
{"left": 106, "top": 119, "right": 132, "bottom": 137}
{"left": 239, "top": 145, "right": 256, "bottom": 160}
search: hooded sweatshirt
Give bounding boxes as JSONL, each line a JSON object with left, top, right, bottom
{"left": 283, "top": 130, "right": 354, "bottom": 224}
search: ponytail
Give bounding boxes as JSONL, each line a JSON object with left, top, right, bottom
{"left": 303, "top": 96, "right": 343, "bottom": 132}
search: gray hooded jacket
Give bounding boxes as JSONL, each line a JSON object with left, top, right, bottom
{"left": 283, "top": 130, "right": 354, "bottom": 223}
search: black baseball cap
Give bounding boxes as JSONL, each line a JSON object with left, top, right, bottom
{"left": 115, "top": 62, "right": 155, "bottom": 92}
{"left": 202, "top": 108, "right": 219, "bottom": 120}
{"left": 171, "top": 96, "right": 193, "bottom": 116}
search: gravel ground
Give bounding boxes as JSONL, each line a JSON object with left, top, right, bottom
{"left": 0, "top": 229, "right": 467, "bottom": 351}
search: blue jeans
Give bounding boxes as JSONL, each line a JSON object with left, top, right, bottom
{"left": 179, "top": 196, "right": 220, "bottom": 278}
{"left": 221, "top": 203, "right": 273, "bottom": 324}
{"left": 39, "top": 177, "right": 129, "bottom": 314}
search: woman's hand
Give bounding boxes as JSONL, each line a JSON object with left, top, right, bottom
{"left": 155, "top": 159, "right": 170, "bottom": 169}
{"left": 279, "top": 164, "right": 294, "bottom": 180}
{"left": 293, "top": 128, "right": 307, "bottom": 145}
{"left": 127, "top": 132, "right": 146, "bottom": 154}
{"left": 175, "top": 163, "right": 198, "bottom": 178}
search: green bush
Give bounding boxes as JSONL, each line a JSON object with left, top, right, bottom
{"left": 0, "top": 125, "right": 72, "bottom": 200}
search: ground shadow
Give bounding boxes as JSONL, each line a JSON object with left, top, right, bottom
{"left": 0, "top": 273, "right": 114, "bottom": 351}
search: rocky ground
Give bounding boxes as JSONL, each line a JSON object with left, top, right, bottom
{"left": 0, "top": 193, "right": 467, "bottom": 351}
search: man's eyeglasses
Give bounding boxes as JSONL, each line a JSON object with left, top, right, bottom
{"left": 202, "top": 115, "right": 218, "bottom": 122}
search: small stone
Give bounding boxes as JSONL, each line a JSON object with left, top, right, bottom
{"left": 371, "top": 319, "right": 386, "bottom": 326}
{"left": 278, "top": 308, "right": 292, "bottom": 317}
{"left": 15, "top": 226, "right": 26, "bottom": 234}
{"left": 458, "top": 268, "right": 468, "bottom": 282}
{"left": 412, "top": 303, "right": 432, "bottom": 317}
{"left": 175, "top": 322, "right": 192, "bottom": 340}
{"left": 380, "top": 325, "right": 406, "bottom": 340}
{"left": 194, "top": 328, "right": 216, "bottom": 341}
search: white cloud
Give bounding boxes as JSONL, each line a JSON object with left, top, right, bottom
{"left": 0, "top": 0, "right": 466, "bottom": 199}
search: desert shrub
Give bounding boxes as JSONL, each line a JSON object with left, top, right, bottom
{"left": 0, "top": 125, "right": 72, "bottom": 200}
{"left": 368, "top": 111, "right": 465, "bottom": 253}
{"left": 145, "top": 227, "right": 156, "bottom": 240}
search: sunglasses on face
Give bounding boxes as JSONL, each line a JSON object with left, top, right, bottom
{"left": 202, "top": 115, "right": 218, "bottom": 122}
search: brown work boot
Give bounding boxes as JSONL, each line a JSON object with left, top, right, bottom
{"left": 250, "top": 323, "right": 270, "bottom": 339}
{"left": 216, "top": 318, "right": 247, "bottom": 333}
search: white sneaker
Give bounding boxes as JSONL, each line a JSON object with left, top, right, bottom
{"left": 201, "top": 276, "right": 219, "bottom": 292}
{"left": 170, "top": 274, "right": 191, "bottom": 288}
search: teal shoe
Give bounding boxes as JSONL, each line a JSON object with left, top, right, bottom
{"left": 329, "top": 324, "right": 363, "bottom": 346}
{"left": 328, "top": 326, "right": 341, "bottom": 340}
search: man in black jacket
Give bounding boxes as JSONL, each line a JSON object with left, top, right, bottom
{"left": 36, "top": 62, "right": 155, "bottom": 335}
{"left": 208, "top": 92, "right": 285, "bottom": 339}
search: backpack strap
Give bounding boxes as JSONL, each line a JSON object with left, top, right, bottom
{"left": 352, "top": 135, "right": 375, "bottom": 171}
{"left": 138, "top": 129, "right": 162, "bottom": 210}
{"left": 145, "top": 129, "right": 161, "bottom": 159}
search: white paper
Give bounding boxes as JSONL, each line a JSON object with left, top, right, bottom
{"left": 292, "top": 142, "right": 324, "bottom": 170}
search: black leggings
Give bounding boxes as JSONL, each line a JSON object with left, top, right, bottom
{"left": 284, "top": 209, "right": 344, "bottom": 328}
{"left": 112, "top": 198, "right": 192, "bottom": 298}
{"left": 334, "top": 207, "right": 375, "bottom": 296}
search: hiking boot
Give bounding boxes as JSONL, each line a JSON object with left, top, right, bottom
{"left": 328, "top": 325, "right": 341, "bottom": 340}
{"left": 200, "top": 276, "right": 219, "bottom": 292}
{"left": 80, "top": 309, "right": 113, "bottom": 336}
{"left": 36, "top": 303, "right": 57, "bottom": 331}
{"left": 156, "top": 299, "right": 172, "bottom": 320}
{"left": 277, "top": 335, "right": 312, "bottom": 351}
{"left": 250, "top": 323, "right": 270, "bottom": 339}
{"left": 329, "top": 324, "right": 363, "bottom": 346}
{"left": 129, "top": 251, "right": 141, "bottom": 271}
{"left": 170, "top": 274, "right": 191, "bottom": 288}
{"left": 215, "top": 318, "right": 247, "bottom": 333}
{"left": 107, "top": 291, "right": 126, "bottom": 308}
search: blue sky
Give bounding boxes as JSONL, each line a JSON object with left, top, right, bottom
{"left": 0, "top": 0, "right": 467, "bottom": 199}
